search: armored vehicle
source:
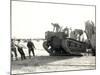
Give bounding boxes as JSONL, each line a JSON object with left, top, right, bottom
{"left": 43, "top": 31, "right": 87, "bottom": 56}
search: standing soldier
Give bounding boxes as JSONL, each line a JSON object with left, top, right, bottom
{"left": 74, "top": 29, "right": 83, "bottom": 41}
{"left": 63, "top": 26, "right": 69, "bottom": 37}
{"left": 11, "top": 39, "right": 18, "bottom": 60}
{"left": 70, "top": 30, "right": 77, "bottom": 40}
{"left": 51, "top": 23, "right": 60, "bottom": 32}
{"left": 27, "top": 39, "right": 35, "bottom": 58}
{"left": 15, "top": 39, "right": 26, "bottom": 60}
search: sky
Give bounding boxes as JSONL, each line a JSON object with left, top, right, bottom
{"left": 12, "top": 1, "right": 95, "bottom": 39}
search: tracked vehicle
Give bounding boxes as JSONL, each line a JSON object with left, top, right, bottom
{"left": 43, "top": 31, "right": 87, "bottom": 56}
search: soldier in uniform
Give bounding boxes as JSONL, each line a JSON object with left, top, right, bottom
{"left": 51, "top": 23, "right": 60, "bottom": 32}
{"left": 15, "top": 39, "right": 26, "bottom": 60}
{"left": 11, "top": 39, "right": 18, "bottom": 60}
{"left": 27, "top": 39, "right": 35, "bottom": 58}
{"left": 63, "top": 26, "right": 69, "bottom": 37}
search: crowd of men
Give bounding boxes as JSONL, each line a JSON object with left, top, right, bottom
{"left": 51, "top": 21, "right": 95, "bottom": 43}
{"left": 11, "top": 39, "right": 35, "bottom": 61}
{"left": 51, "top": 22, "right": 85, "bottom": 41}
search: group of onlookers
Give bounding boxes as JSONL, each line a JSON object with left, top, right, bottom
{"left": 11, "top": 39, "right": 35, "bottom": 60}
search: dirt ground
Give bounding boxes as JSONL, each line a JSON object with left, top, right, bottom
{"left": 11, "top": 53, "right": 96, "bottom": 74}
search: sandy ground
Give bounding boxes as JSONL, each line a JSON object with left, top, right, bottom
{"left": 11, "top": 41, "right": 96, "bottom": 74}
{"left": 11, "top": 49, "right": 96, "bottom": 74}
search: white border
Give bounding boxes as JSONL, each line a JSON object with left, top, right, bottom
{"left": 0, "top": 0, "right": 99, "bottom": 75}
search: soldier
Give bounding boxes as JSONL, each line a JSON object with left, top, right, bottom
{"left": 51, "top": 23, "right": 60, "bottom": 32}
{"left": 27, "top": 39, "right": 35, "bottom": 58}
{"left": 70, "top": 31, "right": 77, "bottom": 40}
{"left": 11, "top": 39, "right": 18, "bottom": 60}
{"left": 15, "top": 39, "right": 26, "bottom": 60}
{"left": 74, "top": 29, "right": 83, "bottom": 41}
{"left": 63, "top": 26, "right": 69, "bottom": 37}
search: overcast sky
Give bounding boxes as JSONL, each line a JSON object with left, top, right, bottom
{"left": 12, "top": 1, "right": 95, "bottom": 39}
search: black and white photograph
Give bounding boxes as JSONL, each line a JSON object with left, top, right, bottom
{"left": 11, "top": 0, "right": 96, "bottom": 74}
